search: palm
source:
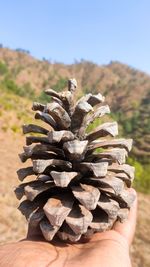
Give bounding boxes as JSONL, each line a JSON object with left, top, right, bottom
{"left": 0, "top": 191, "right": 136, "bottom": 267}
{"left": 0, "top": 230, "right": 130, "bottom": 267}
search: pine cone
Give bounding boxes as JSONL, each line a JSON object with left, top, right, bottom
{"left": 15, "top": 79, "right": 135, "bottom": 242}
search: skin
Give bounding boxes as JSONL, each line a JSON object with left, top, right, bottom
{"left": 0, "top": 189, "right": 137, "bottom": 267}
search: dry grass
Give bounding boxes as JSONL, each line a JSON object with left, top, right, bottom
{"left": 0, "top": 131, "right": 150, "bottom": 267}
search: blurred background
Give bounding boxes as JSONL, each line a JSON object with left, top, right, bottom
{"left": 0, "top": 1, "right": 149, "bottom": 266}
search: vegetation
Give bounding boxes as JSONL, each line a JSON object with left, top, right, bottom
{"left": 0, "top": 61, "right": 8, "bottom": 75}
{"left": 37, "top": 91, "right": 51, "bottom": 103}
{"left": 0, "top": 78, "right": 35, "bottom": 99}
{"left": 127, "top": 158, "right": 150, "bottom": 193}
{"left": 15, "top": 48, "right": 30, "bottom": 54}
{"left": 52, "top": 77, "right": 67, "bottom": 92}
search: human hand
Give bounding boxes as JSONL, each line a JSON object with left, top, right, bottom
{"left": 0, "top": 189, "right": 137, "bottom": 267}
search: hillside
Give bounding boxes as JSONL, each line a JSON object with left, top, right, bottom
{"left": 0, "top": 47, "right": 150, "bottom": 266}
{"left": 0, "top": 47, "right": 149, "bottom": 192}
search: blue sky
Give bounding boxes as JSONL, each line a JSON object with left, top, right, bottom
{"left": 0, "top": 0, "right": 150, "bottom": 73}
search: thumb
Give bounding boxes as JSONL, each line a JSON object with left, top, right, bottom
{"left": 113, "top": 188, "right": 137, "bottom": 246}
